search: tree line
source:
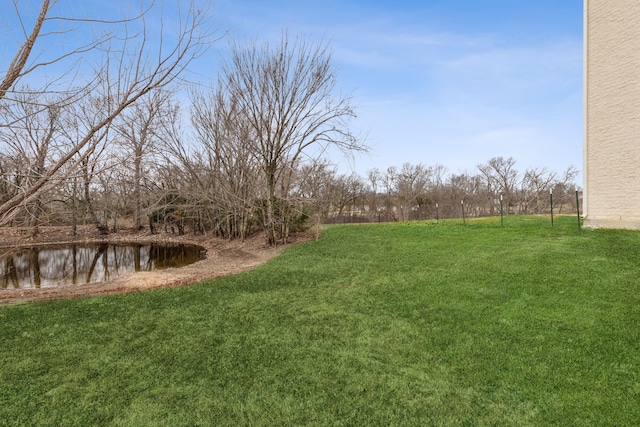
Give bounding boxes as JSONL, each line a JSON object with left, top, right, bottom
{"left": 314, "top": 158, "right": 579, "bottom": 224}
{"left": 0, "top": 119, "right": 579, "bottom": 238}
{"left": 0, "top": 2, "right": 578, "bottom": 245}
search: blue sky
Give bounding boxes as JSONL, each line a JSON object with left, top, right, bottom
{"left": 2, "top": 0, "right": 583, "bottom": 180}
{"left": 212, "top": 0, "right": 584, "bottom": 179}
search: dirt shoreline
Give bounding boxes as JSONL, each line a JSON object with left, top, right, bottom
{"left": 0, "top": 226, "right": 311, "bottom": 306}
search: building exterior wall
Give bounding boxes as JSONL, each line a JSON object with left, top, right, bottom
{"left": 584, "top": 0, "right": 640, "bottom": 229}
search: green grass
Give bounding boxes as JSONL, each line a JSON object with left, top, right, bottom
{"left": 1, "top": 215, "right": 639, "bottom": 426}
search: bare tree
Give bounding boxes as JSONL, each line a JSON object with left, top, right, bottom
{"left": 396, "top": 163, "right": 431, "bottom": 221}
{"left": 59, "top": 93, "right": 114, "bottom": 233}
{"left": 116, "top": 89, "right": 176, "bottom": 229}
{"left": 292, "top": 160, "right": 337, "bottom": 235}
{"left": 519, "top": 167, "right": 556, "bottom": 214}
{"left": 553, "top": 166, "right": 580, "bottom": 214}
{"left": 366, "top": 168, "right": 383, "bottom": 222}
{"left": 187, "top": 84, "right": 261, "bottom": 240}
{"left": 327, "top": 173, "right": 365, "bottom": 223}
{"left": 0, "top": 91, "right": 63, "bottom": 233}
{"left": 219, "top": 33, "right": 365, "bottom": 244}
{"left": 381, "top": 166, "right": 399, "bottom": 221}
{"left": 0, "top": 0, "right": 211, "bottom": 225}
{"left": 478, "top": 156, "right": 519, "bottom": 215}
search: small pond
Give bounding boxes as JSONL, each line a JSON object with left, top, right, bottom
{"left": 0, "top": 243, "right": 206, "bottom": 289}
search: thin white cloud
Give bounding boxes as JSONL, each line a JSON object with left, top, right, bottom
{"left": 202, "top": 0, "right": 584, "bottom": 176}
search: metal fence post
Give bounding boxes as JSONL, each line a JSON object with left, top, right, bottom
{"left": 575, "top": 189, "right": 581, "bottom": 230}
{"left": 550, "top": 188, "right": 554, "bottom": 227}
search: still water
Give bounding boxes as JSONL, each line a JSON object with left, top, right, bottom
{"left": 0, "top": 243, "right": 206, "bottom": 289}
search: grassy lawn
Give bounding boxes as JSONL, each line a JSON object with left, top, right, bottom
{"left": 1, "top": 216, "right": 639, "bottom": 426}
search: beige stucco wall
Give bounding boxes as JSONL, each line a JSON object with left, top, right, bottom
{"left": 584, "top": 0, "right": 640, "bottom": 229}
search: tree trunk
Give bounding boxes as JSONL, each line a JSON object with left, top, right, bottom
{"left": 82, "top": 160, "right": 109, "bottom": 234}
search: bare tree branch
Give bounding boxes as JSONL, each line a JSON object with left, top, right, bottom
{"left": 0, "top": 1, "right": 213, "bottom": 226}
{"left": 0, "top": 0, "right": 52, "bottom": 100}
{"left": 219, "top": 32, "right": 366, "bottom": 244}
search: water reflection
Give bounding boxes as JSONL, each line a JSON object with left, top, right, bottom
{"left": 0, "top": 243, "right": 206, "bottom": 289}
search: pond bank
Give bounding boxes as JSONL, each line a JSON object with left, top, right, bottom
{"left": 0, "top": 226, "right": 310, "bottom": 305}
